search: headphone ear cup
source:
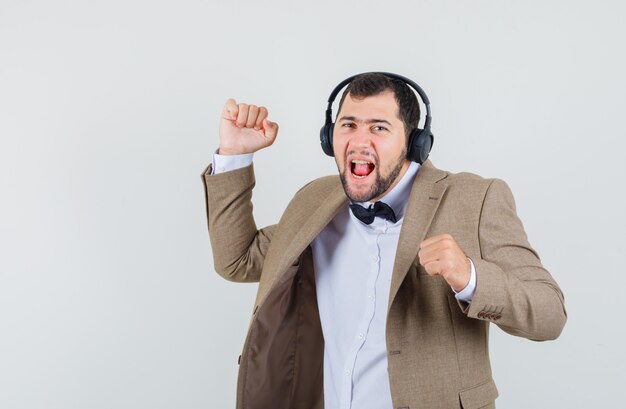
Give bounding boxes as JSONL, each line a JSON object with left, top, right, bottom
{"left": 407, "top": 128, "right": 434, "bottom": 164}
{"left": 320, "top": 123, "right": 335, "bottom": 157}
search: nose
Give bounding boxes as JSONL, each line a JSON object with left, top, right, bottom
{"left": 348, "top": 128, "right": 373, "bottom": 150}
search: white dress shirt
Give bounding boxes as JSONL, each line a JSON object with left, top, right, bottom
{"left": 211, "top": 152, "right": 476, "bottom": 409}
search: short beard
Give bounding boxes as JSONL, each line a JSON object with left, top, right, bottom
{"left": 338, "top": 148, "right": 407, "bottom": 202}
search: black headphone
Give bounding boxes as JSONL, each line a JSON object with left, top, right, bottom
{"left": 319, "top": 72, "right": 434, "bottom": 164}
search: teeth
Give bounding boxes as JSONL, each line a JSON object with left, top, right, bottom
{"left": 351, "top": 160, "right": 371, "bottom": 164}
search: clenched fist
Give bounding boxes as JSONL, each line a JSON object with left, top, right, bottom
{"left": 418, "top": 234, "right": 471, "bottom": 292}
{"left": 219, "top": 98, "right": 279, "bottom": 155}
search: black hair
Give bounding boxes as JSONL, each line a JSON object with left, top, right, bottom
{"left": 336, "top": 73, "right": 421, "bottom": 138}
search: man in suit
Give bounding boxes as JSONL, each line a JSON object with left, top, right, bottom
{"left": 201, "top": 73, "right": 566, "bottom": 409}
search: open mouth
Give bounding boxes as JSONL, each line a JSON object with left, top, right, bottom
{"left": 350, "top": 159, "right": 375, "bottom": 179}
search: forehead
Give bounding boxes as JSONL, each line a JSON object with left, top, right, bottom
{"left": 338, "top": 91, "right": 401, "bottom": 121}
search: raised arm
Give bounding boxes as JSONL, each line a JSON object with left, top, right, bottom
{"left": 200, "top": 98, "right": 280, "bottom": 283}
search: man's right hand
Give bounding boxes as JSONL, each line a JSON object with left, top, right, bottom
{"left": 218, "top": 98, "right": 279, "bottom": 155}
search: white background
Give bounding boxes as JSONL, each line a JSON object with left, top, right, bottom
{"left": 1, "top": 0, "right": 625, "bottom": 408}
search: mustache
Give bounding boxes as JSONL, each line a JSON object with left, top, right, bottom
{"left": 345, "top": 150, "right": 378, "bottom": 163}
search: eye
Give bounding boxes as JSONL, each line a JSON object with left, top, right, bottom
{"left": 341, "top": 122, "right": 354, "bottom": 128}
{"left": 372, "top": 125, "right": 388, "bottom": 131}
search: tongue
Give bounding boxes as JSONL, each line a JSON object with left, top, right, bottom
{"left": 354, "top": 163, "right": 372, "bottom": 176}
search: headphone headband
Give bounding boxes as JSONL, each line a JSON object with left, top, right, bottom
{"left": 324, "top": 72, "right": 432, "bottom": 131}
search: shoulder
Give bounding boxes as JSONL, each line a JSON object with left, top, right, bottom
{"left": 265, "top": 174, "right": 345, "bottom": 238}
{"left": 274, "top": 174, "right": 344, "bottom": 222}
{"left": 425, "top": 161, "right": 513, "bottom": 203}
{"left": 294, "top": 174, "right": 342, "bottom": 200}
{"left": 440, "top": 167, "right": 492, "bottom": 188}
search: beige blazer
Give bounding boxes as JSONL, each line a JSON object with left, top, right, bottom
{"left": 201, "top": 160, "right": 566, "bottom": 409}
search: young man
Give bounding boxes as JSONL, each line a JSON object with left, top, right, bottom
{"left": 201, "top": 73, "right": 566, "bottom": 409}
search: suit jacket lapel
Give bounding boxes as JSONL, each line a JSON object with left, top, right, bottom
{"left": 279, "top": 181, "right": 348, "bottom": 275}
{"left": 388, "top": 160, "right": 448, "bottom": 313}
{"left": 256, "top": 178, "right": 347, "bottom": 307}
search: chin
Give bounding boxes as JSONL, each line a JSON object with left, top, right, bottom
{"left": 339, "top": 169, "right": 379, "bottom": 202}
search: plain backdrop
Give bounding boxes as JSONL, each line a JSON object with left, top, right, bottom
{"left": 1, "top": 0, "right": 625, "bottom": 408}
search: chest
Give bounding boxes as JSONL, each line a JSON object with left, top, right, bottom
{"left": 311, "top": 208, "right": 403, "bottom": 336}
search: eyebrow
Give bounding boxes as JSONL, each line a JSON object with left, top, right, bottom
{"left": 337, "top": 116, "right": 393, "bottom": 126}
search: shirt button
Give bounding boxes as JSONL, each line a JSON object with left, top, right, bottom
{"left": 345, "top": 369, "right": 351, "bottom": 376}
{"left": 371, "top": 255, "right": 379, "bottom": 262}
{"left": 358, "top": 332, "right": 364, "bottom": 339}
{"left": 368, "top": 295, "right": 375, "bottom": 301}
{"left": 218, "top": 166, "right": 225, "bottom": 172}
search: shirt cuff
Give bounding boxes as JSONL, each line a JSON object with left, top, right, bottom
{"left": 211, "top": 149, "right": 254, "bottom": 174}
{"left": 453, "top": 257, "right": 477, "bottom": 304}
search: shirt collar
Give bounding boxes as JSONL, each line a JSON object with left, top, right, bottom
{"left": 351, "top": 161, "right": 421, "bottom": 222}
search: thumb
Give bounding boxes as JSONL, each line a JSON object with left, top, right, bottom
{"left": 263, "top": 118, "right": 279, "bottom": 141}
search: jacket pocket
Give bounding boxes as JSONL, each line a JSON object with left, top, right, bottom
{"left": 459, "top": 378, "right": 498, "bottom": 409}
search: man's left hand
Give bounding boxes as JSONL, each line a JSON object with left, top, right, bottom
{"left": 418, "top": 234, "right": 471, "bottom": 292}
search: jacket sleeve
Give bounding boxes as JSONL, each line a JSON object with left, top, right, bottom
{"left": 201, "top": 162, "right": 276, "bottom": 283}
{"left": 461, "top": 178, "right": 567, "bottom": 341}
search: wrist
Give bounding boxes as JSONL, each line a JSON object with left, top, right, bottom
{"left": 218, "top": 146, "right": 249, "bottom": 155}
{"left": 450, "top": 261, "right": 471, "bottom": 292}
{"left": 451, "top": 274, "right": 470, "bottom": 292}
